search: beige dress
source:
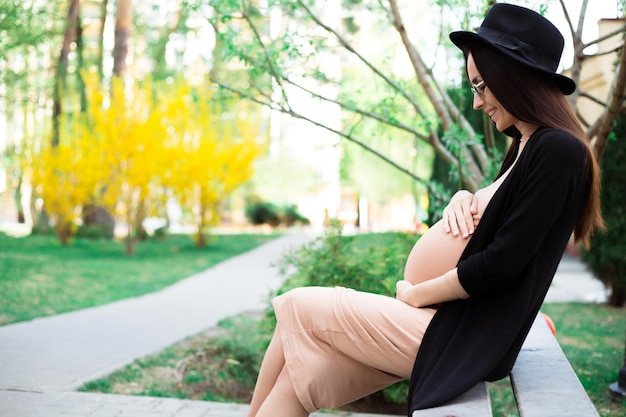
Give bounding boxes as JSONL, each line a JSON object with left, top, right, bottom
{"left": 273, "top": 286, "right": 436, "bottom": 412}
{"left": 273, "top": 164, "right": 515, "bottom": 412}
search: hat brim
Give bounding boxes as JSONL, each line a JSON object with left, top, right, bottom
{"left": 450, "top": 31, "right": 576, "bottom": 95}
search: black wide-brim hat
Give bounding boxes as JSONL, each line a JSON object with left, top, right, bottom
{"left": 450, "top": 3, "right": 576, "bottom": 95}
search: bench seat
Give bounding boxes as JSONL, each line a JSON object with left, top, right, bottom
{"left": 412, "top": 314, "right": 599, "bottom": 417}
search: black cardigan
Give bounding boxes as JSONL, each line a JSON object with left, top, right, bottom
{"left": 408, "top": 127, "right": 590, "bottom": 412}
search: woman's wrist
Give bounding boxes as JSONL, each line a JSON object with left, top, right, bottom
{"left": 400, "top": 269, "right": 470, "bottom": 308}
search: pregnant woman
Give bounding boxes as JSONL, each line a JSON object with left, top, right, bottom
{"left": 244, "top": 4, "right": 604, "bottom": 416}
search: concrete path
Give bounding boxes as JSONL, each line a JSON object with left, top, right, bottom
{"left": 0, "top": 232, "right": 607, "bottom": 417}
{"left": 544, "top": 253, "right": 607, "bottom": 303}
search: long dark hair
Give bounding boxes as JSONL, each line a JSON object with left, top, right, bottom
{"left": 466, "top": 46, "right": 604, "bottom": 248}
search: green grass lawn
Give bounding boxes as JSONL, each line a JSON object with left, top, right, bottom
{"left": 0, "top": 232, "right": 278, "bottom": 325}
{"left": 3, "top": 230, "right": 624, "bottom": 416}
{"left": 488, "top": 303, "right": 626, "bottom": 417}
{"left": 542, "top": 303, "right": 626, "bottom": 417}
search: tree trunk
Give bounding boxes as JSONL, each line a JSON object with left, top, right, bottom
{"left": 52, "top": 0, "right": 81, "bottom": 147}
{"left": 97, "top": 0, "right": 109, "bottom": 81}
{"left": 56, "top": 222, "right": 72, "bottom": 246}
{"left": 14, "top": 177, "right": 25, "bottom": 223}
{"left": 76, "top": 14, "right": 87, "bottom": 112}
{"left": 592, "top": 36, "right": 626, "bottom": 160}
{"left": 125, "top": 233, "right": 137, "bottom": 255}
{"left": 609, "top": 288, "right": 626, "bottom": 307}
{"left": 388, "top": 0, "right": 486, "bottom": 190}
{"left": 112, "top": 0, "right": 132, "bottom": 77}
{"left": 195, "top": 205, "right": 207, "bottom": 248}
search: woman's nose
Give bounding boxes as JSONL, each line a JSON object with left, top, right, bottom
{"left": 473, "top": 94, "right": 484, "bottom": 110}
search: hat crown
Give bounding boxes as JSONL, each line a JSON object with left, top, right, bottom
{"left": 478, "top": 3, "right": 564, "bottom": 72}
{"left": 449, "top": 3, "right": 576, "bottom": 95}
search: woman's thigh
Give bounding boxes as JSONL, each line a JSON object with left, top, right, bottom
{"left": 274, "top": 286, "right": 435, "bottom": 377}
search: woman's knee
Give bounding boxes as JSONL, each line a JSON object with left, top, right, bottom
{"left": 274, "top": 286, "right": 329, "bottom": 310}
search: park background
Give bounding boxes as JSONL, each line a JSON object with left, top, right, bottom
{"left": 0, "top": 0, "right": 625, "bottom": 254}
{"left": 1, "top": 0, "right": 626, "bottom": 416}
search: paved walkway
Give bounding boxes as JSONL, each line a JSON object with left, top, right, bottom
{"left": 544, "top": 253, "right": 608, "bottom": 303}
{"left": 0, "top": 233, "right": 607, "bottom": 417}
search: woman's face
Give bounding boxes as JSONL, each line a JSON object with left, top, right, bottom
{"left": 466, "top": 53, "right": 517, "bottom": 132}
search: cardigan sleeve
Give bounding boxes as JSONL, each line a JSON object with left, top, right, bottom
{"left": 457, "top": 129, "right": 587, "bottom": 296}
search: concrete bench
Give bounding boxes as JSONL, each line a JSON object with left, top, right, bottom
{"left": 412, "top": 314, "right": 600, "bottom": 417}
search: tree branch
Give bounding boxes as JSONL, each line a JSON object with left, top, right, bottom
{"left": 562, "top": 0, "right": 589, "bottom": 107}
{"left": 583, "top": 23, "right": 626, "bottom": 51}
{"left": 240, "top": 0, "right": 293, "bottom": 112}
{"left": 281, "top": 76, "right": 431, "bottom": 142}
{"left": 295, "top": 0, "right": 424, "bottom": 117}
{"left": 592, "top": 39, "right": 626, "bottom": 158}
{"left": 213, "top": 78, "right": 436, "bottom": 188}
{"left": 579, "top": 90, "right": 609, "bottom": 108}
{"left": 252, "top": 75, "right": 463, "bottom": 188}
{"left": 387, "top": 0, "right": 483, "bottom": 190}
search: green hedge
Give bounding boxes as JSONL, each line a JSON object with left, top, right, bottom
{"left": 581, "top": 115, "right": 626, "bottom": 306}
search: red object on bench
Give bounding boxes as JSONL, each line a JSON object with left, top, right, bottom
{"left": 541, "top": 313, "right": 557, "bottom": 336}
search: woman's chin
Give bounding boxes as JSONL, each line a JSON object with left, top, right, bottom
{"left": 494, "top": 120, "right": 514, "bottom": 133}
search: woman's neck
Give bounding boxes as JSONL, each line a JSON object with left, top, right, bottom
{"left": 517, "top": 123, "right": 540, "bottom": 148}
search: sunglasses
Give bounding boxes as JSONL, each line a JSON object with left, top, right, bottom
{"left": 470, "top": 80, "right": 487, "bottom": 98}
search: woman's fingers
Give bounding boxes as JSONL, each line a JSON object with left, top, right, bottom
{"left": 443, "top": 207, "right": 460, "bottom": 236}
{"left": 443, "top": 191, "right": 477, "bottom": 238}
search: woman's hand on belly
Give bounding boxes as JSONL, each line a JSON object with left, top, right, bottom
{"left": 442, "top": 190, "right": 480, "bottom": 238}
{"left": 396, "top": 269, "right": 470, "bottom": 308}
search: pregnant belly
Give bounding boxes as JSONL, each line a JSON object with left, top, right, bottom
{"left": 403, "top": 219, "right": 471, "bottom": 285}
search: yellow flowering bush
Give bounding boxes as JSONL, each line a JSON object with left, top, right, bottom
{"left": 28, "top": 74, "right": 264, "bottom": 251}
{"left": 165, "top": 84, "right": 263, "bottom": 246}
{"left": 29, "top": 114, "right": 112, "bottom": 245}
